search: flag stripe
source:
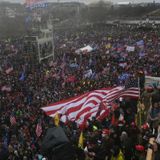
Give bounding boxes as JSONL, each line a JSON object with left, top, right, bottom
{"left": 106, "top": 88, "right": 139, "bottom": 103}
{"left": 67, "top": 96, "right": 104, "bottom": 119}
{"left": 76, "top": 106, "right": 99, "bottom": 125}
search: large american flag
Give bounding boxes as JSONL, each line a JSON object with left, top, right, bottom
{"left": 42, "top": 84, "right": 139, "bottom": 126}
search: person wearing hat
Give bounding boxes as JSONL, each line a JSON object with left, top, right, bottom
{"left": 151, "top": 85, "right": 160, "bottom": 105}
{"left": 141, "top": 89, "right": 151, "bottom": 115}
{"left": 102, "top": 129, "right": 110, "bottom": 138}
{"left": 155, "top": 123, "right": 160, "bottom": 160}
{"left": 120, "top": 131, "right": 133, "bottom": 160}
{"left": 133, "top": 145, "right": 145, "bottom": 160}
{"left": 147, "top": 102, "right": 160, "bottom": 129}
{"left": 84, "top": 140, "right": 96, "bottom": 160}
{"left": 137, "top": 100, "right": 147, "bottom": 127}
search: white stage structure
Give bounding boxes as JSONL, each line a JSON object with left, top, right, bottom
{"left": 24, "top": 25, "right": 54, "bottom": 63}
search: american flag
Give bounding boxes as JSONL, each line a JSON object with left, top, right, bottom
{"left": 42, "top": 85, "right": 139, "bottom": 126}
{"left": 10, "top": 115, "right": 16, "bottom": 126}
{"left": 36, "top": 123, "right": 42, "bottom": 137}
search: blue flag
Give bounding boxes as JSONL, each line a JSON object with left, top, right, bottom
{"left": 19, "top": 72, "right": 25, "bottom": 81}
{"left": 136, "top": 40, "right": 144, "bottom": 46}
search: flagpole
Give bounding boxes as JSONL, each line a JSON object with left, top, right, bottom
{"left": 137, "top": 77, "right": 142, "bottom": 127}
{"left": 138, "top": 77, "right": 141, "bottom": 98}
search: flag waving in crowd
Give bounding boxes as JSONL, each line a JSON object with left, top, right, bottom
{"left": 42, "top": 80, "right": 140, "bottom": 127}
{"left": 36, "top": 122, "right": 42, "bottom": 138}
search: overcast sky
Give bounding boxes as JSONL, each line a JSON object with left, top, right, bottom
{"left": 0, "top": 0, "right": 158, "bottom": 4}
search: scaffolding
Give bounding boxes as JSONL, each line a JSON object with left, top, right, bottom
{"left": 24, "top": 24, "right": 54, "bottom": 63}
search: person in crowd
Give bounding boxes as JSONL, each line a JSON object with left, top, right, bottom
{"left": 147, "top": 102, "right": 160, "bottom": 129}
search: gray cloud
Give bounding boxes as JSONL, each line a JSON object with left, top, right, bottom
{"left": 0, "top": 0, "right": 157, "bottom": 4}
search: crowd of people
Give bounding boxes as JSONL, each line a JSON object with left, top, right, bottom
{"left": 0, "top": 24, "right": 160, "bottom": 160}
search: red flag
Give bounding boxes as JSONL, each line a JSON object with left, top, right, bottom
{"left": 36, "top": 123, "right": 42, "bottom": 137}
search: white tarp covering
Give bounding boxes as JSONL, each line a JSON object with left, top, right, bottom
{"left": 75, "top": 45, "right": 93, "bottom": 54}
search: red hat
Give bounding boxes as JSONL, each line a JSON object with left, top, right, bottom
{"left": 141, "top": 123, "right": 149, "bottom": 130}
{"left": 135, "top": 145, "right": 145, "bottom": 152}
{"left": 102, "top": 129, "right": 110, "bottom": 135}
